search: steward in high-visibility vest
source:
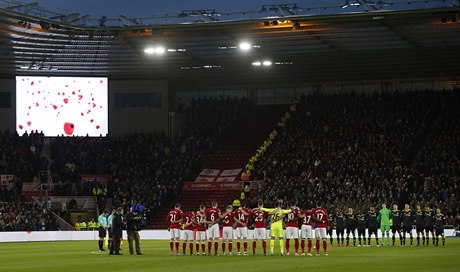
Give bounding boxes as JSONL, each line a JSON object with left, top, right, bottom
{"left": 88, "top": 219, "right": 98, "bottom": 230}
{"left": 232, "top": 198, "right": 241, "bottom": 210}
{"left": 80, "top": 221, "right": 87, "bottom": 231}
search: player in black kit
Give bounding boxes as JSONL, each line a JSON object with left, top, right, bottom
{"left": 415, "top": 204, "right": 425, "bottom": 246}
{"left": 434, "top": 208, "right": 445, "bottom": 247}
{"left": 327, "top": 213, "right": 334, "bottom": 246}
{"left": 334, "top": 208, "right": 346, "bottom": 246}
{"left": 356, "top": 209, "right": 366, "bottom": 247}
{"left": 346, "top": 207, "right": 357, "bottom": 247}
{"left": 424, "top": 206, "right": 435, "bottom": 246}
{"left": 391, "top": 204, "right": 402, "bottom": 246}
{"left": 401, "top": 204, "right": 413, "bottom": 247}
{"left": 367, "top": 206, "right": 379, "bottom": 247}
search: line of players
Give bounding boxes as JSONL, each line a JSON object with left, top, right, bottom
{"left": 330, "top": 203, "right": 446, "bottom": 247}
{"left": 167, "top": 200, "right": 329, "bottom": 256}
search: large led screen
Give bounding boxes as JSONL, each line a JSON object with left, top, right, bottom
{"left": 16, "top": 76, "right": 108, "bottom": 136}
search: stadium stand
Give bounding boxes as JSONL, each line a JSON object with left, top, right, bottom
{"left": 0, "top": 201, "right": 59, "bottom": 231}
{"left": 204, "top": 105, "right": 286, "bottom": 169}
{"left": 0, "top": 130, "right": 48, "bottom": 190}
{"left": 249, "top": 90, "right": 459, "bottom": 220}
{"left": 45, "top": 97, "right": 249, "bottom": 226}
{"left": 2, "top": 91, "right": 459, "bottom": 230}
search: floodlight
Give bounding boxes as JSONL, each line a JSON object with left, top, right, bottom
{"left": 144, "top": 47, "right": 155, "bottom": 54}
{"left": 155, "top": 47, "right": 165, "bottom": 54}
{"left": 239, "top": 42, "right": 251, "bottom": 51}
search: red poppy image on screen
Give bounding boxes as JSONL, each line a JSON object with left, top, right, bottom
{"left": 63, "top": 122, "right": 75, "bottom": 136}
{"left": 16, "top": 76, "right": 108, "bottom": 136}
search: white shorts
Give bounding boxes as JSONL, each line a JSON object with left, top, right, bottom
{"left": 196, "top": 231, "right": 206, "bottom": 241}
{"left": 182, "top": 230, "right": 194, "bottom": 241}
{"left": 315, "top": 227, "right": 327, "bottom": 239}
{"left": 236, "top": 227, "right": 248, "bottom": 239}
{"left": 207, "top": 224, "right": 220, "bottom": 239}
{"left": 170, "top": 228, "right": 180, "bottom": 239}
{"left": 223, "top": 226, "right": 233, "bottom": 240}
{"left": 254, "top": 228, "right": 267, "bottom": 240}
{"left": 301, "top": 225, "right": 313, "bottom": 239}
{"left": 285, "top": 227, "right": 299, "bottom": 239}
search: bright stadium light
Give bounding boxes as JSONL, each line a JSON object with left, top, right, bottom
{"left": 144, "top": 47, "right": 155, "bottom": 54}
{"left": 252, "top": 61, "right": 262, "bottom": 66}
{"left": 155, "top": 47, "right": 165, "bottom": 54}
{"left": 262, "top": 60, "right": 272, "bottom": 66}
{"left": 145, "top": 46, "right": 166, "bottom": 55}
{"left": 239, "top": 42, "right": 251, "bottom": 51}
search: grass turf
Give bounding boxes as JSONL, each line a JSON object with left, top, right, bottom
{"left": 1, "top": 238, "right": 459, "bottom": 272}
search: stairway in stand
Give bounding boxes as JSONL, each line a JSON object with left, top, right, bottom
{"left": 41, "top": 137, "right": 53, "bottom": 171}
{"left": 147, "top": 189, "right": 241, "bottom": 229}
{"left": 204, "top": 105, "right": 287, "bottom": 169}
{"left": 147, "top": 105, "right": 286, "bottom": 229}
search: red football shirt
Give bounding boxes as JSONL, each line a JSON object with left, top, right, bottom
{"left": 166, "top": 208, "right": 182, "bottom": 229}
{"left": 194, "top": 211, "right": 206, "bottom": 231}
{"left": 222, "top": 211, "right": 234, "bottom": 227}
{"left": 234, "top": 208, "right": 251, "bottom": 227}
{"left": 312, "top": 207, "right": 329, "bottom": 228}
{"left": 285, "top": 208, "right": 300, "bottom": 228}
{"left": 252, "top": 208, "right": 267, "bottom": 228}
{"left": 182, "top": 212, "right": 195, "bottom": 231}
{"left": 301, "top": 210, "right": 314, "bottom": 226}
{"left": 205, "top": 207, "right": 221, "bottom": 227}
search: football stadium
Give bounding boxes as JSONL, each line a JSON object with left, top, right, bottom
{"left": 0, "top": 0, "right": 459, "bottom": 271}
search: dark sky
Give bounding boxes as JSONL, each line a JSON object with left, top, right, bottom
{"left": 27, "top": 1, "right": 337, "bottom": 17}
{"left": 16, "top": 0, "right": 458, "bottom": 25}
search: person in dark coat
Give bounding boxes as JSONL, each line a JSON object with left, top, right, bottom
{"left": 110, "top": 207, "right": 125, "bottom": 255}
{"left": 126, "top": 207, "right": 143, "bottom": 255}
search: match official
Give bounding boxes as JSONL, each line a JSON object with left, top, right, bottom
{"left": 97, "top": 210, "right": 109, "bottom": 251}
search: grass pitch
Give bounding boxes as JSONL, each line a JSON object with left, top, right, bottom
{"left": 1, "top": 239, "right": 459, "bottom": 272}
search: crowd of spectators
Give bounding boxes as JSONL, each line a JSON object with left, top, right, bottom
{"left": 0, "top": 201, "right": 59, "bottom": 231}
{"left": 0, "top": 130, "right": 48, "bottom": 193}
{"left": 181, "top": 96, "right": 249, "bottom": 150}
{"left": 47, "top": 96, "right": 248, "bottom": 221}
{"left": 252, "top": 90, "right": 460, "bottom": 226}
{"left": 412, "top": 90, "right": 460, "bottom": 224}
{"left": 0, "top": 185, "right": 15, "bottom": 202}
{"left": 4, "top": 91, "right": 458, "bottom": 229}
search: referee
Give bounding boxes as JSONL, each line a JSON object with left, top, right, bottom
{"left": 97, "top": 210, "right": 109, "bottom": 251}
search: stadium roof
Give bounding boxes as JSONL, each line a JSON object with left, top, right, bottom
{"left": 0, "top": 6, "right": 459, "bottom": 89}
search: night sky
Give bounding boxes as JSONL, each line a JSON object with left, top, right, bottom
{"left": 22, "top": 0, "right": 457, "bottom": 23}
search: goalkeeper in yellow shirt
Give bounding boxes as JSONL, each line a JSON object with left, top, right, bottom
{"left": 261, "top": 202, "right": 292, "bottom": 256}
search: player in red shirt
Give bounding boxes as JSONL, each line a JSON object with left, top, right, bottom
{"left": 312, "top": 203, "right": 329, "bottom": 256}
{"left": 299, "top": 208, "right": 314, "bottom": 256}
{"left": 181, "top": 208, "right": 196, "bottom": 256}
{"left": 194, "top": 204, "right": 207, "bottom": 255}
{"left": 166, "top": 203, "right": 182, "bottom": 255}
{"left": 233, "top": 201, "right": 251, "bottom": 256}
{"left": 252, "top": 200, "right": 269, "bottom": 256}
{"left": 285, "top": 202, "right": 301, "bottom": 256}
{"left": 221, "top": 205, "right": 235, "bottom": 256}
{"left": 204, "top": 201, "right": 222, "bottom": 256}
